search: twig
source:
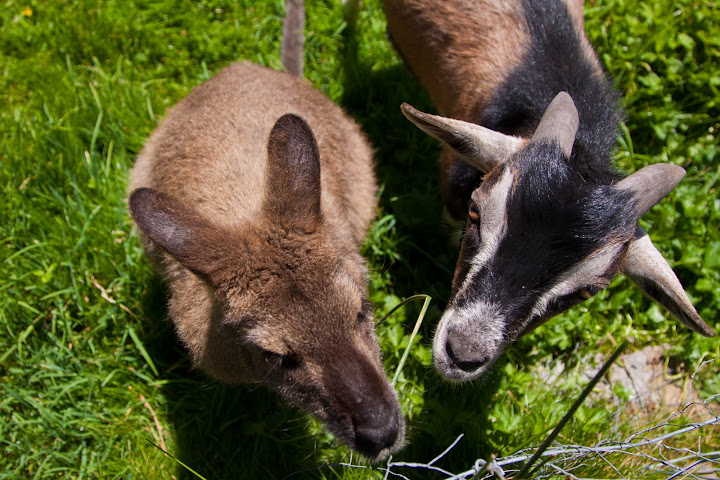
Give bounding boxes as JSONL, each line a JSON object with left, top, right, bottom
{"left": 428, "top": 434, "right": 464, "bottom": 465}
{"left": 139, "top": 394, "right": 166, "bottom": 451}
{"left": 91, "top": 274, "right": 137, "bottom": 317}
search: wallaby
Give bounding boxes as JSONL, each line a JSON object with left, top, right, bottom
{"left": 127, "top": 1, "right": 404, "bottom": 459}
{"left": 382, "top": 0, "right": 714, "bottom": 381}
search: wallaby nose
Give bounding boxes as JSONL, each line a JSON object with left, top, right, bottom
{"left": 446, "top": 330, "right": 490, "bottom": 373}
{"left": 353, "top": 404, "right": 400, "bottom": 458}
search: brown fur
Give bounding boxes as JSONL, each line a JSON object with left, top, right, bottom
{"left": 383, "top": 0, "right": 602, "bottom": 202}
{"left": 128, "top": 62, "right": 404, "bottom": 459}
{"left": 282, "top": 0, "right": 305, "bottom": 77}
{"left": 384, "top": 0, "right": 529, "bottom": 120}
{"left": 384, "top": 0, "right": 601, "bottom": 119}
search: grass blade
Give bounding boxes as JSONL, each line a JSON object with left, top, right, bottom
{"left": 127, "top": 327, "right": 159, "bottom": 377}
{"left": 145, "top": 438, "right": 208, "bottom": 480}
{"left": 382, "top": 294, "right": 432, "bottom": 386}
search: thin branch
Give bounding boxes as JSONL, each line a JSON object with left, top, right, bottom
{"left": 515, "top": 340, "right": 629, "bottom": 479}
{"left": 428, "top": 434, "right": 464, "bottom": 465}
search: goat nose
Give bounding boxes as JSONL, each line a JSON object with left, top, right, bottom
{"left": 353, "top": 407, "right": 400, "bottom": 457}
{"left": 445, "top": 332, "right": 490, "bottom": 373}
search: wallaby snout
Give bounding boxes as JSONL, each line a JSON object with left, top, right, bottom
{"left": 321, "top": 350, "right": 405, "bottom": 459}
{"left": 128, "top": 62, "right": 404, "bottom": 458}
{"left": 354, "top": 409, "right": 402, "bottom": 459}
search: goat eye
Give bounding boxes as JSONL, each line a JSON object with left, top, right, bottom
{"left": 468, "top": 203, "right": 481, "bottom": 223}
{"left": 263, "top": 350, "right": 300, "bottom": 370}
{"left": 578, "top": 286, "right": 600, "bottom": 299}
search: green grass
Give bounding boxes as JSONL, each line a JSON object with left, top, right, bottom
{"left": 1, "top": 0, "right": 718, "bottom": 478}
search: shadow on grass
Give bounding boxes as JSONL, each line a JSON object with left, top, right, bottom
{"left": 140, "top": 275, "right": 321, "bottom": 479}
{"left": 339, "top": 37, "right": 515, "bottom": 475}
{"left": 342, "top": 39, "right": 455, "bottom": 303}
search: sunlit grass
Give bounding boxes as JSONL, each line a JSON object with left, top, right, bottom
{"left": 1, "top": 0, "right": 717, "bottom": 478}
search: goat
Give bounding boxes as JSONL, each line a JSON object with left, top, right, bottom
{"left": 127, "top": 1, "right": 404, "bottom": 459}
{"left": 382, "top": 0, "right": 715, "bottom": 381}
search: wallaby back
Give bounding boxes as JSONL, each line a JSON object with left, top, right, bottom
{"left": 128, "top": 62, "right": 404, "bottom": 459}
{"left": 130, "top": 63, "right": 374, "bottom": 243}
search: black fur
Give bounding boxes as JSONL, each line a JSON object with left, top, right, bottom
{"left": 455, "top": 141, "right": 636, "bottom": 333}
{"left": 444, "top": 0, "right": 623, "bottom": 221}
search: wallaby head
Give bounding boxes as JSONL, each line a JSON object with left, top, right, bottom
{"left": 402, "top": 93, "right": 715, "bottom": 381}
{"left": 129, "top": 63, "right": 404, "bottom": 459}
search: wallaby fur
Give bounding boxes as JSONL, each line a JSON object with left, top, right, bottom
{"left": 128, "top": 62, "right": 404, "bottom": 459}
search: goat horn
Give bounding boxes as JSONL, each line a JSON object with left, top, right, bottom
{"left": 615, "top": 163, "right": 685, "bottom": 219}
{"left": 623, "top": 228, "right": 715, "bottom": 337}
{"left": 400, "top": 103, "right": 525, "bottom": 173}
{"left": 531, "top": 91, "right": 579, "bottom": 158}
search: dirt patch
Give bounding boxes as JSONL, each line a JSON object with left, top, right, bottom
{"left": 608, "top": 344, "right": 699, "bottom": 408}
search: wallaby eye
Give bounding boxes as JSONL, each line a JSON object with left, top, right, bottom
{"left": 468, "top": 202, "right": 481, "bottom": 223}
{"left": 263, "top": 350, "right": 300, "bottom": 370}
{"left": 578, "top": 286, "right": 600, "bottom": 299}
{"left": 357, "top": 298, "right": 373, "bottom": 323}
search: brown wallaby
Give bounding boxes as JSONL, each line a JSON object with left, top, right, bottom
{"left": 127, "top": 2, "right": 404, "bottom": 460}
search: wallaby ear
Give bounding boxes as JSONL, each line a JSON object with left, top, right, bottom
{"left": 400, "top": 103, "right": 524, "bottom": 174}
{"left": 529, "top": 91, "right": 579, "bottom": 158}
{"left": 615, "top": 163, "right": 686, "bottom": 220}
{"left": 264, "top": 114, "right": 322, "bottom": 231}
{"left": 623, "top": 229, "right": 715, "bottom": 337}
{"left": 129, "top": 188, "right": 226, "bottom": 282}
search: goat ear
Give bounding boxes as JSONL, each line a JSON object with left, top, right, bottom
{"left": 129, "top": 188, "right": 225, "bottom": 282}
{"left": 264, "top": 114, "right": 322, "bottom": 231}
{"left": 529, "top": 92, "right": 579, "bottom": 158}
{"left": 400, "top": 103, "right": 524, "bottom": 173}
{"left": 623, "top": 229, "right": 715, "bottom": 337}
{"left": 615, "top": 163, "right": 685, "bottom": 220}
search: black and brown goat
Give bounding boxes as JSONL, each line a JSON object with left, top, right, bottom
{"left": 127, "top": 3, "right": 404, "bottom": 458}
{"left": 383, "top": 0, "right": 715, "bottom": 381}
